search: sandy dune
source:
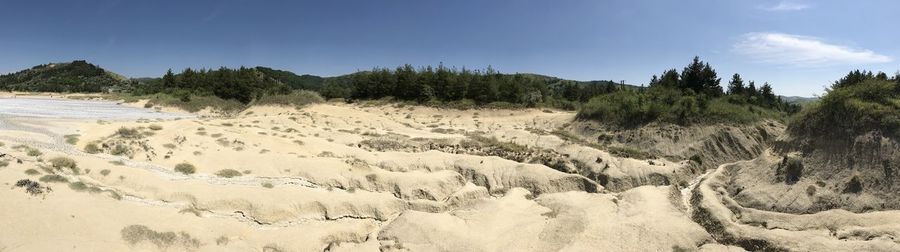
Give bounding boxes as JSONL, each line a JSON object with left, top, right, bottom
{"left": 1, "top": 99, "right": 897, "bottom": 251}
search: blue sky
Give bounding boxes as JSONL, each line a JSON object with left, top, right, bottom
{"left": 1, "top": 0, "right": 897, "bottom": 96}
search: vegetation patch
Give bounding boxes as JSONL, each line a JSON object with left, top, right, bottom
{"left": 48, "top": 157, "right": 78, "bottom": 172}
{"left": 84, "top": 143, "right": 101, "bottom": 154}
{"left": 578, "top": 57, "right": 798, "bottom": 127}
{"left": 253, "top": 90, "right": 324, "bottom": 107}
{"left": 15, "top": 179, "right": 50, "bottom": 196}
{"left": 39, "top": 174, "right": 69, "bottom": 183}
{"left": 789, "top": 72, "right": 900, "bottom": 142}
{"left": 215, "top": 169, "right": 242, "bottom": 178}
{"left": 110, "top": 145, "right": 130, "bottom": 156}
{"left": 120, "top": 224, "right": 200, "bottom": 250}
{"left": 174, "top": 162, "right": 196, "bottom": 174}
{"left": 26, "top": 148, "right": 42, "bottom": 157}
{"left": 64, "top": 134, "right": 80, "bottom": 145}
{"left": 116, "top": 127, "right": 142, "bottom": 139}
{"left": 608, "top": 146, "right": 655, "bottom": 160}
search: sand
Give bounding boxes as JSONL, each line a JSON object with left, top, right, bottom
{"left": 1, "top": 98, "right": 897, "bottom": 251}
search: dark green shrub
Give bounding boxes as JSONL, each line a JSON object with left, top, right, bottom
{"left": 215, "top": 169, "right": 242, "bottom": 178}
{"left": 84, "top": 143, "right": 101, "bottom": 154}
{"left": 174, "top": 162, "right": 196, "bottom": 174}
{"left": 689, "top": 154, "right": 703, "bottom": 166}
{"left": 116, "top": 127, "right": 141, "bottom": 138}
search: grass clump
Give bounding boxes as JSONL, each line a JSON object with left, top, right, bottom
{"left": 261, "top": 182, "right": 274, "bottom": 188}
{"left": 608, "top": 146, "right": 655, "bottom": 160}
{"left": 49, "top": 157, "right": 78, "bottom": 170}
{"left": 100, "top": 169, "right": 111, "bottom": 176}
{"left": 25, "top": 168, "right": 41, "bottom": 175}
{"left": 39, "top": 174, "right": 69, "bottom": 183}
{"left": 15, "top": 179, "right": 48, "bottom": 196}
{"left": 26, "top": 148, "right": 42, "bottom": 157}
{"left": 0, "top": 160, "right": 8, "bottom": 168}
{"left": 215, "top": 235, "right": 229, "bottom": 246}
{"left": 120, "top": 224, "right": 200, "bottom": 250}
{"left": 253, "top": 90, "right": 325, "bottom": 107}
{"left": 148, "top": 124, "right": 163, "bottom": 131}
{"left": 174, "top": 162, "right": 196, "bottom": 174}
{"left": 64, "top": 134, "right": 80, "bottom": 145}
{"left": 137, "top": 93, "right": 245, "bottom": 113}
{"left": 68, "top": 181, "right": 92, "bottom": 192}
{"left": 111, "top": 145, "right": 130, "bottom": 156}
{"left": 84, "top": 143, "right": 101, "bottom": 154}
{"left": 116, "top": 127, "right": 142, "bottom": 139}
{"left": 215, "top": 169, "right": 242, "bottom": 178}
{"left": 689, "top": 154, "right": 703, "bottom": 165}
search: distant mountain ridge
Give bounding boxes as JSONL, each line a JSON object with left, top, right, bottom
{"left": 0, "top": 60, "right": 127, "bottom": 92}
{"left": 779, "top": 95, "right": 819, "bottom": 105}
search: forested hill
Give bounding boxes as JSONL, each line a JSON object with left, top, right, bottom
{"left": 0, "top": 60, "right": 127, "bottom": 92}
{"left": 254, "top": 66, "right": 325, "bottom": 91}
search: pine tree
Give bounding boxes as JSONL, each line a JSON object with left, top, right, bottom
{"left": 162, "top": 69, "right": 176, "bottom": 89}
{"left": 417, "top": 66, "right": 435, "bottom": 101}
{"left": 747, "top": 81, "right": 758, "bottom": 98}
{"left": 760, "top": 82, "right": 775, "bottom": 106}
{"left": 700, "top": 63, "right": 722, "bottom": 96}
{"left": 727, "top": 73, "right": 745, "bottom": 95}
{"left": 447, "top": 67, "right": 469, "bottom": 100}
{"left": 655, "top": 69, "right": 679, "bottom": 88}
{"left": 679, "top": 57, "right": 721, "bottom": 96}
{"left": 433, "top": 63, "right": 451, "bottom": 100}
{"left": 394, "top": 64, "right": 417, "bottom": 100}
{"left": 680, "top": 56, "right": 705, "bottom": 92}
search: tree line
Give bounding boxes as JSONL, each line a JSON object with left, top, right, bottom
{"left": 133, "top": 67, "right": 291, "bottom": 103}
{"left": 321, "top": 64, "right": 626, "bottom": 108}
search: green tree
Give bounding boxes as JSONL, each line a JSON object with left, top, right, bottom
{"left": 727, "top": 73, "right": 745, "bottom": 95}
{"left": 162, "top": 69, "right": 176, "bottom": 89}
{"left": 433, "top": 63, "right": 451, "bottom": 100}
{"left": 447, "top": 67, "right": 469, "bottom": 100}
{"left": 651, "top": 69, "right": 679, "bottom": 88}
{"left": 746, "top": 81, "right": 758, "bottom": 98}
{"left": 760, "top": 82, "right": 776, "bottom": 106}
{"left": 679, "top": 56, "right": 721, "bottom": 96}
{"left": 394, "top": 64, "right": 418, "bottom": 100}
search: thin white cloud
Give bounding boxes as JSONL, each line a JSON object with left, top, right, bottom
{"left": 760, "top": 1, "right": 811, "bottom": 11}
{"left": 734, "top": 32, "right": 893, "bottom": 67}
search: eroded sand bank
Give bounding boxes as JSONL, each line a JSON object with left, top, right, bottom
{"left": 1, "top": 99, "right": 895, "bottom": 251}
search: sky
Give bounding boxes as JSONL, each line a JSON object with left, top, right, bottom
{"left": 1, "top": 0, "right": 898, "bottom": 96}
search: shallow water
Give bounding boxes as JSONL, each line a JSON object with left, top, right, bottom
{"left": 0, "top": 97, "right": 191, "bottom": 119}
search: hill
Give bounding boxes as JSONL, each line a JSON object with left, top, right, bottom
{"left": 0, "top": 60, "right": 127, "bottom": 92}
{"left": 780, "top": 95, "right": 818, "bottom": 105}
{"left": 254, "top": 66, "right": 325, "bottom": 90}
{"left": 725, "top": 72, "right": 900, "bottom": 214}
